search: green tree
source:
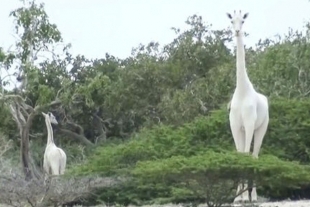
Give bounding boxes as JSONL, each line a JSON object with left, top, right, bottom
{"left": 0, "top": 0, "right": 68, "bottom": 180}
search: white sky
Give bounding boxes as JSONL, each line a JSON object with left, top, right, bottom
{"left": 1, "top": 0, "right": 310, "bottom": 60}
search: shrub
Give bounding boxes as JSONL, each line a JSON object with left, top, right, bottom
{"left": 263, "top": 97, "right": 310, "bottom": 162}
{"left": 80, "top": 151, "right": 310, "bottom": 206}
{"left": 131, "top": 151, "right": 310, "bottom": 206}
{"left": 69, "top": 108, "right": 232, "bottom": 177}
{"left": 69, "top": 97, "right": 310, "bottom": 205}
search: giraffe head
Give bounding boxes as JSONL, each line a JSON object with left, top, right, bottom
{"left": 42, "top": 112, "right": 58, "bottom": 125}
{"left": 226, "top": 10, "right": 249, "bottom": 36}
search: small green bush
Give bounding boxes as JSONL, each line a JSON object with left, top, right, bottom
{"left": 69, "top": 98, "right": 310, "bottom": 205}
{"left": 133, "top": 151, "right": 310, "bottom": 188}
{"left": 69, "top": 108, "right": 232, "bottom": 177}
{"left": 80, "top": 151, "right": 310, "bottom": 206}
{"left": 131, "top": 151, "right": 310, "bottom": 205}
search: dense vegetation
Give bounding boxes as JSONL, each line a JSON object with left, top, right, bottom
{"left": 1, "top": 1, "right": 310, "bottom": 206}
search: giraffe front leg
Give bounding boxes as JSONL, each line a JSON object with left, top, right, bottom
{"left": 234, "top": 182, "right": 251, "bottom": 203}
{"left": 251, "top": 186, "right": 257, "bottom": 202}
{"left": 242, "top": 182, "right": 250, "bottom": 202}
{"left": 234, "top": 183, "right": 243, "bottom": 203}
{"left": 251, "top": 116, "right": 269, "bottom": 202}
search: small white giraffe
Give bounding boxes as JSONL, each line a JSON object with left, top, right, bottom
{"left": 42, "top": 112, "right": 67, "bottom": 178}
{"left": 226, "top": 10, "right": 269, "bottom": 203}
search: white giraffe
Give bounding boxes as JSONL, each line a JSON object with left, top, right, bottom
{"left": 42, "top": 112, "right": 67, "bottom": 178}
{"left": 226, "top": 11, "right": 269, "bottom": 203}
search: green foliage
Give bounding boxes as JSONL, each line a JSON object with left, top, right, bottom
{"left": 69, "top": 108, "right": 232, "bottom": 176}
{"left": 133, "top": 152, "right": 310, "bottom": 188}
{"left": 263, "top": 98, "right": 310, "bottom": 162}
{"left": 130, "top": 152, "right": 310, "bottom": 205}
{"left": 4, "top": 1, "right": 310, "bottom": 205}
{"left": 73, "top": 74, "right": 111, "bottom": 108}
{"left": 248, "top": 28, "right": 310, "bottom": 98}
{"left": 71, "top": 97, "right": 310, "bottom": 176}
{"left": 69, "top": 97, "right": 310, "bottom": 205}
{"left": 10, "top": 0, "right": 62, "bottom": 63}
{"left": 79, "top": 150, "right": 310, "bottom": 206}
{"left": 74, "top": 97, "right": 310, "bottom": 176}
{"left": 36, "top": 85, "right": 54, "bottom": 105}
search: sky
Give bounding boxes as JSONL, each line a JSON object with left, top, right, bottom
{"left": 0, "top": 0, "right": 310, "bottom": 90}
{"left": 1, "top": 0, "right": 310, "bottom": 61}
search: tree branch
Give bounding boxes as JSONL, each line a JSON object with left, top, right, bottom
{"left": 0, "top": 94, "right": 25, "bottom": 103}
{"left": 66, "top": 120, "right": 84, "bottom": 135}
{"left": 33, "top": 99, "right": 61, "bottom": 112}
{"left": 8, "top": 103, "right": 26, "bottom": 130}
{"left": 58, "top": 128, "right": 94, "bottom": 147}
{"left": 56, "top": 87, "right": 64, "bottom": 99}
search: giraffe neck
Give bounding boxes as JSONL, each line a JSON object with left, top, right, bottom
{"left": 235, "top": 32, "right": 251, "bottom": 93}
{"left": 45, "top": 118, "right": 55, "bottom": 145}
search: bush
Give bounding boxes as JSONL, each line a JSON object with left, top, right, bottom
{"left": 69, "top": 97, "right": 310, "bottom": 205}
{"left": 131, "top": 151, "right": 310, "bottom": 206}
{"left": 79, "top": 151, "right": 310, "bottom": 206}
{"left": 263, "top": 97, "right": 310, "bottom": 162}
{"left": 69, "top": 108, "right": 232, "bottom": 177}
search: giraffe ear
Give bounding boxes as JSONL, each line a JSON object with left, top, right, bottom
{"left": 243, "top": 13, "right": 249, "bottom": 19}
{"left": 226, "top": 13, "right": 232, "bottom": 19}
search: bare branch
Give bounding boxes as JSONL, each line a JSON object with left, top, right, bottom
{"left": 0, "top": 134, "right": 12, "bottom": 158}
{"left": 0, "top": 169, "right": 121, "bottom": 207}
{"left": 8, "top": 103, "right": 26, "bottom": 130}
{"left": 56, "top": 87, "right": 64, "bottom": 99}
{"left": 0, "top": 93, "right": 25, "bottom": 103}
{"left": 58, "top": 128, "right": 94, "bottom": 147}
{"left": 33, "top": 99, "right": 62, "bottom": 113}
{"left": 66, "top": 120, "right": 84, "bottom": 134}
{"left": 94, "top": 114, "right": 113, "bottom": 126}
{"left": 20, "top": 103, "right": 30, "bottom": 117}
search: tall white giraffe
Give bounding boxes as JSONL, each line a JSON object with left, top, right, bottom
{"left": 226, "top": 10, "right": 269, "bottom": 203}
{"left": 42, "top": 112, "right": 67, "bottom": 179}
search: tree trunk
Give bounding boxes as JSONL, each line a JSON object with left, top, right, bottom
{"left": 20, "top": 126, "right": 33, "bottom": 181}
{"left": 92, "top": 115, "right": 107, "bottom": 143}
{"left": 7, "top": 98, "right": 62, "bottom": 181}
{"left": 10, "top": 103, "right": 33, "bottom": 181}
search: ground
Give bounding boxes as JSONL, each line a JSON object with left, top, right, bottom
{"left": 69, "top": 200, "right": 310, "bottom": 207}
